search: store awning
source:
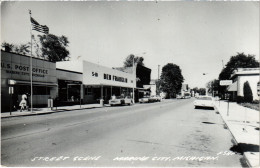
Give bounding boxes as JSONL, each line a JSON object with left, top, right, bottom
{"left": 227, "top": 81, "right": 237, "bottom": 92}
{"left": 8, "top": 79, "right": 57, "bottom": 87}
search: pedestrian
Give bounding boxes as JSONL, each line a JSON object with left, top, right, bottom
{"left": 19, "top": 99, "right": 27, "bottom": 112}
{"left": 112, "top": 94, "right": 116, "bottom": 100}
{"left": 22, "top": 93, "right": 27, "bottom": 100}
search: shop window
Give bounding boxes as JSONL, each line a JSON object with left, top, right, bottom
{"left": 85, "top": 87, "right": 92, "bottom": 95}
{"left": 33, "top": 86, "right": 50, "bottom": 95}
{"left": 15, "top": 85, "right": 50, "bottom": 95}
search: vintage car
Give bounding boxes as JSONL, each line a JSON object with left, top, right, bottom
{"left": 109, "top": 96, "right": 132, "bottom": 106}
{"left": 148, "top": 95, "right": 161, "bottom": 102}
{"left": 139, "top": 96, "right": 150, "bottom": 103}
{"left": 193, "top": 96, "right": 215, "bottom": 109}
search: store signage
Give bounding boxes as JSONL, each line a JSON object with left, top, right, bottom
{"left": 104, "top": 73, "right": 127, "bottom": 83}
{"left": 9, "top": 87, "right": 14, "bottom": 94}
{"left": 220, "top": 80, "right": 232, "bottom": 86}
{"left": 92, "top": 72, "right": 98, "bottom": 77}
{"left": 1, "top": 62, "right": 48, "bottom": 78}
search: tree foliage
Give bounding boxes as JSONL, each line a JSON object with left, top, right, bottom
{"left": 243, "top": 81, "right": 253, "bottom": 103}
{"left": 219, "top": 53, "right": 259, "bottom": 80}
{"left": 123, "top": 54, "right": 144, "bottom": 67}
{"left": 206, "top": 79, "right": 219, "bottom": 95}
{"left": 2, "top": 41, "right": 30, "bottom": 55}
{"left": 192, "top": 87, "right": 206, "bottom": 95}
{"left": 160, "top": 63, "right": 184, "bottom": 98}
{"left": 1, "top": 42, "right": 14, "bottom": 51}
{"left": 218, "top": 52, "right": 259, "bottom": 97}
{"left": 2, "top": 34, "right": 70, "bottom": 62}
{"left": 37, "top": 34, "right": 70, "bottom": 62}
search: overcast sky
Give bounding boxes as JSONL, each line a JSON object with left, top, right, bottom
{"left": 1, "top": 1, "right": 259, "bottom": 88}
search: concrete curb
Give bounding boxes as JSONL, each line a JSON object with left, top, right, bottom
{"left": 215, "top": 105, "right": 253, "bottom": 167}
{"left": 1, "top": 106, "right": 103, "bottom": 119}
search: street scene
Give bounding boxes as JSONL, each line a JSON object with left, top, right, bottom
{"left": 0, "top": 99, "right": 250, "bottom": 167}
{"left": 1, "top": 1, "right": 259, "bottom": 167}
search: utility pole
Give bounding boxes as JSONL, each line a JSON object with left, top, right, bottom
{"left": 158, "top": 65, "right": 160, "bottom": 80}
{"left": 132, "top": 57, "right": 135, "bottom": 104}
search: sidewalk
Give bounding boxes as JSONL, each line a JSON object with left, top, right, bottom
{"left": 215, "top": 101, "right": 259, "bottom": 167}
{"left": 1, "top": 103, "right": 102, "bottom": 118}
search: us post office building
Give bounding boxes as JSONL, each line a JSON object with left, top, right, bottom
{"left": 1, "top": 50, "right": 137, "bottom": 112}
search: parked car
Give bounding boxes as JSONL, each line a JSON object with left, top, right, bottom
{"left": 193, "top": 96, "right": 215, "bottom": 109}
{"left": 214, "top": 96, "right": 220, "bottom": 101}
{"left": 148, "top": 95, "right": 161, "bottom": 102}
{"left": 109, "top": 96, "right": 132, "bottom": 106}
{"left": 176, "top": 95, "right": 182, "bottom": 99}
{"left": 139, "top": 96, "right": 150, "bottom": 103}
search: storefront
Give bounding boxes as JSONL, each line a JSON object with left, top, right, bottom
{"left": 56, "top": 68, "right": 83, "bottom": 104}
{"left": 57, "top": 60, "right": 136, "bottom": 104}
{"left": 1, "top": 50, "right": 139, "bottom": 111}
{"left": 1, "top": 50, "right": 57, "bottom": 112}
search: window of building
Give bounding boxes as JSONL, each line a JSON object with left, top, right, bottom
{"left": 15, "top": 85, "right": 50, "bottom": 95}
{"left": 85, "top": 87, "right": 92, "bottom": 95}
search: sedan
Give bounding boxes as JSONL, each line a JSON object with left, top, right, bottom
{"left": 109, "top": 96, "right": 132, "bottom": 106}
{"left": 193, "top": 96, "right": 215, "bottom": 109}
{"left": 139, "top": 96, "right": 150, "bottom": 103}
{"left": 148, "top": 95, "right": 161, "bottom": 102}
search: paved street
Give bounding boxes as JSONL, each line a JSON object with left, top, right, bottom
{"left": 2, "top": 99, "right": 246, "bottom": 167}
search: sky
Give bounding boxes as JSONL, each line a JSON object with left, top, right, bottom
{"left": 1, "top": 1, "right": 259, "bottom": 88}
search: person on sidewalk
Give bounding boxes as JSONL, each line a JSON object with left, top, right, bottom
{"left": 19, "top": 99, "right": 27, "bottom": 112}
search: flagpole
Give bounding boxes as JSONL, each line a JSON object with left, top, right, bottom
{"left": 29, "top": 10, "right": 33, "bottom": 113}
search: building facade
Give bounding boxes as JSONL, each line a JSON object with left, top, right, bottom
{"left": 1, "top": 50, "right": 137, "bottom": 112}
{"left": 228, "top": 68, "right": 260, "bottom": 101}
{"left": 56, "top": 60, "right": 136, "bottom": 104}
{"left": 1, "top": 50, "right": 57, "bottom": 111}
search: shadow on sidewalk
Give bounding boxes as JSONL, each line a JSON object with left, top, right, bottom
{"left": 230, "top": 143, "right": 259, "bottom": 154}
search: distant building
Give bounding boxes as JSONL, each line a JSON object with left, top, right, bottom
{"left": 143, "top": 79, "right": 156, "bottom": 96}
{"left": 113, "top": 64, "right": 151, "bottom": 101}
{"left": 228, "top": 68, "right": 260, "bottom": 101}
{"left": 180, "top": 84, "right": 190, "bottom": 98}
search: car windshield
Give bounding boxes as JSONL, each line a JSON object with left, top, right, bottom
{"left": 198, "top": 97, "right": 212, "bottom": 100}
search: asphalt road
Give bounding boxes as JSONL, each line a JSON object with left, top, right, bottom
{"left": 1, "top": 98, "right": 246, "bottom": 167}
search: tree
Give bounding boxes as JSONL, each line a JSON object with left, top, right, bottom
{"left": 2, "top": 41, "right": 31, "bottom": 55}
{"left": 192, "top": 87, "right": 199, "bottom": 94}
{"left": 1, "top": 42, "right": 14, "bottom": 52}
{"left": 37, "top": 34, "right": 70, "bottom": 62}
{"left": 1, "top": 34, "right": 70, "bottom": 62}
{"left": 243, "top": 81, "right": 253, "bottom": 103}
{"left": 123, "top": 54, "right": 144, "bottom": 67}
{"left": 206, "top": 79, "right": 219, "bottom": 96}
{"left": 14, "top": 43, "right": 31, "bottom": 55}
{"left": 218, "top": 52, "right": 259, "bottom": 97}
{"left": 219, "top": 53, "right": 259, "bottom": 80}
{"left": 198, "top": 88, "right": 206, "bottom": 95}
{"left": 160, "top": 63, "right": 184, "bottom": 98}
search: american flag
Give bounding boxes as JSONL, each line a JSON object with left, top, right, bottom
{"left": 30, "top": 17, "right": 49, "bottom": 34}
